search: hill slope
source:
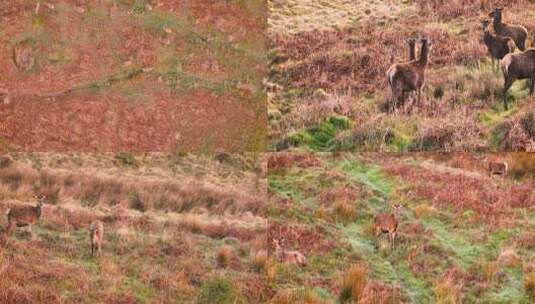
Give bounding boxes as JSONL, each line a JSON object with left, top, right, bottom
{"left": 267, "top": 152, "right": 535, "bottom": 303}
{"left": 268, "top": 0, "right": 535, "bottom": 152}
{"left": 0, "top": 153, "right": 268, "bottom": 303}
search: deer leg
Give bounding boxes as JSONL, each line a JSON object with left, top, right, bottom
{"left": 392, "top": 231, "right": 397, "bottom": 249}
{"left": 98, "top": 242, "right": 102, "bottom": 256}
{"left": 91, "top": 242, "right": 94, "bottom": 256}
{"left": 375, "top": 228, "right": 382, "bottom": 249}
{"left": 29, "top": 224, "right": 34, "bottom": 240}
{"left": 503, "top": 77, "right": 514, "bottom": 110}
{"left": 417, "top": 88, "right": 421, "bottom": 109}
{"left": 391, "top": 86, "right": 399, "bottom": 115}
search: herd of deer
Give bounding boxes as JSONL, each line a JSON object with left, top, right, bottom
{"left": 3, "top": 195, "right": 104, "bottom": 257}
{"left": 387, "top": 7, "right": 535, "bottom": 112}
{"left": 271, "top": 160, "right": 508, "bottom": 267}
{"left": 1, "top": 157, "right": 508, "bottom": 265}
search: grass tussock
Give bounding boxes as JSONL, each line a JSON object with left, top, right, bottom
{"left": 217, "top": 245, "right": 236, "bottom": 268}
{"left": 340, "top": 263, "right": 368, "bottom": 303}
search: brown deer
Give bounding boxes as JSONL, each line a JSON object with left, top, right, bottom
{"left": 374, "top": 204, "right": 402, "bottom": 250}
{"left": 488, "top": 161, "right": 508, "bottom": 177}
{"left": 89, "top": 220, "right": 104, "bottom": 257}
{"left": 6, "top": 196, "right": 45, "bottom": 239}
{"left": 386, "top": 38, "right": 430, "bottom": 113}
{"left": 489, "top": 8, "right": 528, "bottom": 51}
{"left": 12, "top": 39, "right": 35, "bottom": 72}
{"left": 273, "top": 239, "right": 306, "bottom": 267}
{"left": 480, "top": 19, "right": 515, "bottom": 70}
{"left": 500, "top": 49, "right": 535, "bottom": 110}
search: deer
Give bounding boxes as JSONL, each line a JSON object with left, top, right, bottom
{"left": 374, "top": 203, "right": 402, "bottom": 250}
{"left": 480, "top": 19, "right": 515, "bottom": 70}
{"left": 89, "top": 220, "right": 104, "bottom": 257}
{"left": 489, "top": 8, "right": 528, "bottom": 51}
{"left": 273, "top": 239, "right": 306, "bottom": 267}
{"left": 500, "top": 49, "right": 535, "bottom": 110}
{"left": 5, "top": 196, "right": 45, "bottom": 239}
{"left": 12, "top": 39, "right": 35, "bottom": 72}
{"left": 488, "top": 160, "right": 508, "bottom": 177}
{"left": 386, "top": 38, "right": 430, "bottom": 113}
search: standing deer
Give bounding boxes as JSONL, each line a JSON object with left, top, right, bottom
{"left": 374, "top": 203, "right": 402, "bottom": 250}
{"left": 488, "top": 161, "right": 508, "bottom": 177}
{"left": 273, "top": 239, "right": 306, "bottom": 267}
{"left": 480, "top": 19, "right": 515, "bottom": 70}
{"left": 386, "top": 38, "right": 430, "bottom": 113}
{"left": 500, "top": 49, "right": 535, "bottom": 110}
{"left": 89, "top": 220, "right": 104, "bottom": 257}
{"left": 489, "top": 8, "right": 528, "bottom": 51}
{"left": 6, "top": 196, "right": 45, "bottom": 239}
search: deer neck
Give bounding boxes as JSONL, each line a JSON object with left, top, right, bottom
{"left": 483, "top": 30, "right": 492, "bottom": 43}
{"left": 409, "top": 43, "right": 416, "bottom": 61}
{"left": 35, "top": 204, "right": 42, "bottom": 217}
{"left": 492, "top": 15, "right": 503, "bottom": 31}
{"left": 419, "top": 42, "right": 428, "bottom": 66}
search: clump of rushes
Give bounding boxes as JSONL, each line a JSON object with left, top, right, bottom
{"left": 333, "top": 200, "right": 357, "bottom": 222}
{"left": 524, "top": 272, "right": 535, "bottom": 298}
{"left": 340, "top": 263, "right": 368, "bottom": 303}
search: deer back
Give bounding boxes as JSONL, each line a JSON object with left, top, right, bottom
{"left": 8, "top": 204, "right": 41, "bottom": 224}
{"left": 488, "top": 161, "right": 507, "bottom": 175}
{"left": 281, "top": 250, "right": 306, "bottom": 266}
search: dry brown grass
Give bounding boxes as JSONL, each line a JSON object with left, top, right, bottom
{"left": 0, "top": 153, "right": 268, "bottom": 303}
{"left": 333, "top": 200, "right": 357, "bottom": 222}
{"left": 524, "top": 272, "right": 535, "bottom": 299}
{"left": 0, "top": 159, "right": 264, "bottom": 216}
{"left": 497, "top": 247, "right": 522, "bottom": 268}
{"left": 433, "top": 271, "right": 462, "bottom": 304}
{"left": 413, "top": 203, "right": 437, "bottom": 218}
{"left": 340, "top": 263, "right": 368, "bottom": 303}
{"left": 251, "top": 249, "right": 268, "bottom": 272}
{"left": 268, "top": 153, "right": 322, "bottom": 171}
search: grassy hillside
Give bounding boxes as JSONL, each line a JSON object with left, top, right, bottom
{"left": 0, "top": 0, "right": 266, "bottom": 152}
{"left": 268, "top": 0, "right": 535, "bottom": 152}
{"left": 267, "top": 152, "right": 535, "bottom": 303}
{"left": 0, "top": 153, "right": 268, "bottom": 303}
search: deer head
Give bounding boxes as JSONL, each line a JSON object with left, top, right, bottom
{"left": 480, "top": 19, "right": 490, "bottom": 31}
{"left": 34, "top": 195, "right": 46, "bottom": 207}
{"left": 392, "top": 203, "right": 402, "bottom": 218}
